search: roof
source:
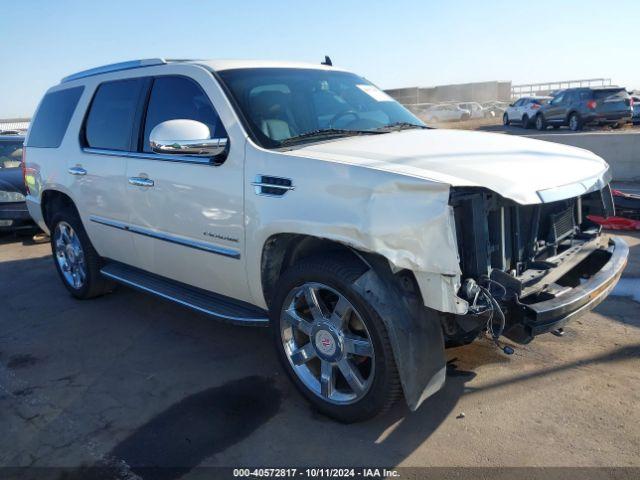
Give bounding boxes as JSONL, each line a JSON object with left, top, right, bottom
{"left": 60, "top": 58, "right": 344, "bottom": 83}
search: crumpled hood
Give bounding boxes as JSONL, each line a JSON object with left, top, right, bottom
{"left": 288, "top": 129, "right": 610, "bottom": 204}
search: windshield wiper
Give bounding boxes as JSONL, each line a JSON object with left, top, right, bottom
{"left": 279, "top": 128, "right": 383, "bottom": 146}
{"left": 374, "top": 122, "right": 430, "bottom": 132}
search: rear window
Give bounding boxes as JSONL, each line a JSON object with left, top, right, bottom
{"left": 27, "top": 87, "right": 83, "bottom": 148}
{"left": 531, "top": 98, "right": 549, "bottom": 105}
{"left": 84, "top": 78, "right": 146, "bottom": 151}
{"left": 593, "top": 89, "right": 628, "bottom": 101}
{"left": 0, "top": 139, "right": 23, "bottom": 168}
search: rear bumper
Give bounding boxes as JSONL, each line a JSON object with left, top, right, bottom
{"left": 0, "top": 201, "right": 34, "bottom": 230}
{"left": 0, "top": 201, "right": 31, "bottom": 220}
{"left": 584, "top": 113, "right": 633, "bottom": 124}
{"left": 504, "top": 237, "right": 628, "bottom": 343}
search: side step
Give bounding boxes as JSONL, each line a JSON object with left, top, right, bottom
{"left": 100, "top": 262, "right": 269, "bottom": 326}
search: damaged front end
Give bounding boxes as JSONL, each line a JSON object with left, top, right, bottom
{"left": 448, "top": 184, "right": 628, "bottom": 345}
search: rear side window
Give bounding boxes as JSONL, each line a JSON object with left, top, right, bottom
{"left": 142, "top": 76, "right": 226, "bottom": 153}
{"left": 27, "top": 87, "right": 83, "bottom": 148}
{"left": 84, "top": 78, "right": 146, "bottom": 151}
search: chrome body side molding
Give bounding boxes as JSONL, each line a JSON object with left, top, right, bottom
{"left": 89, "top": 215, "right": 241, "bottom": 259}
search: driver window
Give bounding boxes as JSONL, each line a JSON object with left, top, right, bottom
{"left": 142, "top": 76, "right": 226, "bottom": 153}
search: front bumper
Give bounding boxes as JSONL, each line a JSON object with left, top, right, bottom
{"left": 504, "top": 237, "right": 628, "bottom": 343}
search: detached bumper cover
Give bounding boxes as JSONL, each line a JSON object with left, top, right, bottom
{"left": 505, "top": 237, "right": 628, "bottom": 343}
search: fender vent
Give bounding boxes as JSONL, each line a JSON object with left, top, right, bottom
{"left": 252, "top": 175, "right": 294, "bottom": 197}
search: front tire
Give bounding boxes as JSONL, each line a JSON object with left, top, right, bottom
{"left": 50, "top": 208, "right": 114, "bottom": 299}
{"left": 271, "top": 255, "right": 401, "bottom": 423}
{"left": 535, "top": 114, "right": 547, "bottom": 131}
{"left": 521, "top": 114, "right": 530, "bottom": 128}
{"left": 503, "top": 113, "right": 510, "bottom": 126}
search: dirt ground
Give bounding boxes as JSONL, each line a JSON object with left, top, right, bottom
{"left": 0, "top": 231, "right": 639, "bottom": 478}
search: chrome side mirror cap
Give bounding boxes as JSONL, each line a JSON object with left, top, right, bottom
{"left": 149, "top": 119, "right": 228, "bottom": 157}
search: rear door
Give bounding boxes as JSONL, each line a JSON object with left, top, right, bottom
{"left": 125, "top": 74, "right": 249, "bottom": 302}
{"left": 70, "top": 78, "right": 148, "bottom": 265}
{"left": 544, "top": 92, "right": 567, "bottom": 123}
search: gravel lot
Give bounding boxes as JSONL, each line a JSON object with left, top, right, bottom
{"left": 0, "top": 231, "right": 639, "bottom": 477}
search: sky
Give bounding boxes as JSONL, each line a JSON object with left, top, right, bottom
{"left": 1, "top": 0, "right": 638, "bottom": 118}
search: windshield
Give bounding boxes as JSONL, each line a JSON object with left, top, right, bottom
{"left": 0, "top": 139, "right": 23, "bottom": 168}
{"left": 217, "top": 68, "right": 425, "bottom": 148}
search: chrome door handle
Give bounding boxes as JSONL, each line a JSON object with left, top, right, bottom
{"left": 68, "top": 166, "right": 87, "bottom": 176}
{"left": 128, "top": 177, "right": 154, "bottom": 187}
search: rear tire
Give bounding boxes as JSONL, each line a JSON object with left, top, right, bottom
{"left": 569, "top": 113, "right": 582, "bottom": 131}
{"left": 503, "top": 113, "right": 510, "bottom": 126}
{"left": 271, "top": 255, "right": 401, "bottom": 423}
{"left": 50, "top": 207, "right": 114, "bottom": 299}
{"left": 535, "top": 114, "right": 546, "bottom": 131}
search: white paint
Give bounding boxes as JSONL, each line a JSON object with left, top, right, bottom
{"left": 291, "top": 128, "right": 610, "bottom": 205}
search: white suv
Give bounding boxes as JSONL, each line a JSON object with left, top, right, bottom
{"left": 24, "top": 59, "right": 627, "bottom": 422}
{"left": 504, "top": 96, "right": 552, "bottom": 128}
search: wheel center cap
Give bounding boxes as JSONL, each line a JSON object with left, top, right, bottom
{"left": 314, "top": 329, "right": 338, "bottom": 358}
{"left": 66, "top": 245, "right": 76, "bottom": 263}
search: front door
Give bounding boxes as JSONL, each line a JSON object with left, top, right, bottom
{"left": 125, "top": 75, "right": 249, "bottom": 302}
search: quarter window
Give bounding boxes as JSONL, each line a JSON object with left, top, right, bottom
{"left": 142, "top": 76, "right": 225, "bottom": 153}
{"left": 27, "top": 87, "right": 84, "bottom": 148}
{"left": 84, "top": 78, "right": 146, "bottom": 151}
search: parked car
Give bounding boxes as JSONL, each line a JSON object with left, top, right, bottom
{"left": 24, "top": 58, "right": 627, "bottom": 422}
{"left": 534, "top": 87, "right": 633, "bottom": 131}
{"left": 631, "top": 96, "right": 639, "bottom": 125}
{"left": 482, "top": 101, "right": 509, "bottom": 118}
{"left": 503, "top": 96, "right": 552, "bottom": 128}
{"left": 423, "top": 103, "right": 470, "bottom": 122}
{"left": 458, "top": 102, "right": 494, "bottom": 119}
{"left": 0, "top": 133, "right": 34, "bottom": 232}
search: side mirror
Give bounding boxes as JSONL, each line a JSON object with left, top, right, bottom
{"left": 509, "top": 103, "right": 515, "bottom": 107}
{"left": 149, "top": 119, "right": 227, "bottom": 157}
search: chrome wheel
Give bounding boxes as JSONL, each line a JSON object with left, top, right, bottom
{"left": 280, "top": 282, "right": 375, "bottom": 405}
{"left": 54, "top": 221, "right": 86, "bottom": 289}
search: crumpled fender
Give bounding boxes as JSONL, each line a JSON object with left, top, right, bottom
{"left": 353, "top": 253, "right": 446, "bottom": 410}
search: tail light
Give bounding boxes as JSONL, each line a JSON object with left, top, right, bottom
{"left": 587, "top": 100, "right": 597, "bottom": 110}
{"left": 630, "top": 97, "right": 635, "bottom": 107}
{"left": 21, "top": 146, "right": 29, "bottom": 195}
{"left": 531, "top": 103, "right": 540, "bottom": 109}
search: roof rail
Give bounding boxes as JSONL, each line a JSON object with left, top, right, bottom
{"left": 60, "top": 58, "right": 168, "bottom": 83}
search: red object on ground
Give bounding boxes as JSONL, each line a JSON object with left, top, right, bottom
{"left": 588, "top": 215, "right": 640, "bottom": 231}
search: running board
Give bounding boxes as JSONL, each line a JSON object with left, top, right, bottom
{"left": 100, "top": 262, "right": 269, "bottom": 326}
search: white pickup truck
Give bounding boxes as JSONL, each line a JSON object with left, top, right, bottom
{"left": 23, "top": 59, "right": 627, "bottom": 422}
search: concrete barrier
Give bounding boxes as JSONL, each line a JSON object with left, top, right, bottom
{"left": 526, "top": 131, "right": 640, "bottom": 182}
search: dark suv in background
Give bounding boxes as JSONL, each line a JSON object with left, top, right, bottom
{"left": 0, "top": 132, "right": 33, "bottom": 232}
{"left": 535, "top": 87, "right": 633, "bottom": 131}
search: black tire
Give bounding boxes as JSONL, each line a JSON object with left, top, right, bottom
{"left": 535, "top": 114, "right": 546, "bottom": 131}
{"left": 611, "top": 122, "right": 622, "bottom": 129}
{"left": 569, "top": 112, "right": 582, "bottom": 131}
{"left": 503, "top": 113, "right": 510, "bottom": 126}
{"left": 271, "top": 255, "right": 401, "bottom": 423}
{"left": 50, "top": 207, "right": 114, "bottom": 299}
{"left": 521, "top": 114, "right": 530, "bottom": 128}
